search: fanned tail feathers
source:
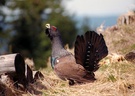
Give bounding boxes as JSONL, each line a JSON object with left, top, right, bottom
{"left": 75, "top": 31, "right": 108, "bottom": 72}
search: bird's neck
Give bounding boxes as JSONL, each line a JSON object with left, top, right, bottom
{"left": 51, "top": 36, "right": 67, "bottom": 57}
{"left": 52, "top": 36, "right": 63, "bottom": 48}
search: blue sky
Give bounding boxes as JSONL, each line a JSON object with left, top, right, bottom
{"left": 62, "top": 0, "right": 135, "bottom": 29}
{"left": 63, "top": 0, "right": 135, "bottom": 17}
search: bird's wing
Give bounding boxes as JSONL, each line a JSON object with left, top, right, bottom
{"left": 54, "top": 55, "right": 95, "bottom": 82}
{"left": 74, "top": 31, "right": 108, "bottom": 72}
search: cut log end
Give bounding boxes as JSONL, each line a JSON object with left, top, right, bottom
{"left": 0, "top": 53, "right": 28, "bottom": 88}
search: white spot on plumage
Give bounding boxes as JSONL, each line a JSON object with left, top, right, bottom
{"left": 56, "top": 59, "right": 59, "bottom": 63}
{"left": 88, "top": 51, "right": 90, "bottom": 53}
{"left": 85, "top": 65, "right": 89, "bottom": 67}
{"left": 87, "top": 59, "right": 89, "bottom": 61}
{"left": 94, "top": 61, "right": 97, "bottom": 63}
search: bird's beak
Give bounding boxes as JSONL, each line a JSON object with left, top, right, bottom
{"left": 46, "top": 23, "right": 50, "bottom": 29}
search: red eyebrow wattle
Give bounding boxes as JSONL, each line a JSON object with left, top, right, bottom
{"left": 52, "top": 26, "right": 57, "bottom": 31}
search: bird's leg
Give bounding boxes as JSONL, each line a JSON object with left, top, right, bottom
{"left": 68, "top": 79, "right": 75, "bottom": 85}
{"left": 76, "top": 81, "right": 83, "bottom": 84}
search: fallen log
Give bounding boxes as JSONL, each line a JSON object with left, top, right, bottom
{"left": 0, "top": 53, "right": 28, "bottom": 88}
{"left": 25, "top": 64, "right": 34, "bottom": 83}
{"left": 33, "top": 71, "right": 44, "bottom": 81}
{"left": 0, "top": 53, "right": 25, "bottom": 74}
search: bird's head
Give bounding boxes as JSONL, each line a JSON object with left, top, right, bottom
{"left": 45, "top": 24, "right": 60, "bottom": 40}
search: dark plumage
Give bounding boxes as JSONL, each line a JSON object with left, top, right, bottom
{"left": 45, "top": 24, "right": 108, "bottom": 85}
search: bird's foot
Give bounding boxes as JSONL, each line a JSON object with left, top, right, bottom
{"left": 68, "top": 79, "right": 75, "bottom": 85}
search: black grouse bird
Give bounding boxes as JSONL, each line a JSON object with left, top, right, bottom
{"left": 45, "top": 24, "right": 108, "bottom": 85}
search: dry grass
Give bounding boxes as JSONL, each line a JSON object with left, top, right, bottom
{"left": 37, "top": 59, "right": 135, "bottom": 96}
{"left": 37, "top": 23, "right": 135, "bottom": 96}
{"left": 2, "top": 58, "right": 135, "bottom": 96}
{"left": 1, "top": 14, "right": 135, "bottom": 96}
{"left": 103, "top": 24, "right": 135, "bottom": 54}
